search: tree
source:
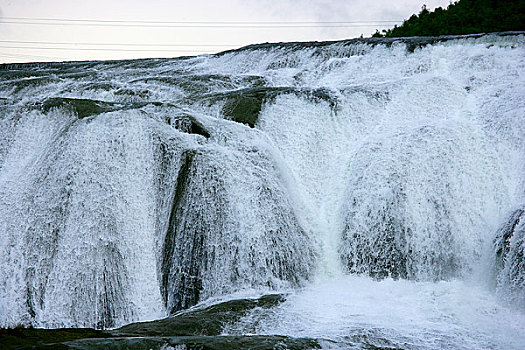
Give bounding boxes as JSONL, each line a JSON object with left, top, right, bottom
{"left": 371, "top": 0, "right": 525, "bottom": 38}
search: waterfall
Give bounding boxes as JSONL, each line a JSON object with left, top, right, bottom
{"left": 1, "top": 33, "right": 524, "bottom": 348}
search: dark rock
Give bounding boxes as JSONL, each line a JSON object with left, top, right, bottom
{"left": 0, "top": 327, "right": 111, "bottom": 350}
{"left": 131, "top": 74, "right": 265, "bottom": 96}
{"left": 59, "top": 335, "right": 322, "bottom": 350}
{"left": 161, "top": 150, "right": 203, "bottom": 313}
{"left": 493, "top": 206, "right": 525, "bottom": 307}
{"left": 112, "top": 294, "right": 286, "bottom": 337}
{"left": 221, "top": 88, "right": 266, "bottom": 127}
{"left": 0, "top": 295, "right": 298, "bottom": 350}
{"left": 341, "top": 182, "right": 460, "bottom": 281}
{"left": 189, "top": 87, "right": 337, "bottom": 128}
{"left": 494, "top": 208, "right": 524, "bottom": 270}
{"left": 160, "top": 148, "right": 316, "bottom": 314}
{"left": 36, "top": 98, "right": 210, "bottom": 138}
{"left": 39, "top": 98, "right": 120, "bottom": 119}
{"left": 1, "top": 76, "right": 56, "bottom": 94}
{"left": 168, "top": 115, "right": 210, "bottom": 138}
{"left": 341, "top": 190, "right": 410, "bottom": 280}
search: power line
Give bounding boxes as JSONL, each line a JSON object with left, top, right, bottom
{"left": 0, "top": 45, "right": 215, "bottom": 52}
{"left": 0, "top": 40, "right": 240, "bottom": 47}
{"left": 2, "top": 16, "right": 401, "bottom": 24}
{"left": 0, "top": 17, "right": 400, "bottom": 62}
{"left": 0, "top": 52, "right": 67, "bottom": 60}
{"left": 1, "top": 21, "right": 395, "bottom": 28}
{"left": 0, "top": 17, "right": 399, "bottom": 28}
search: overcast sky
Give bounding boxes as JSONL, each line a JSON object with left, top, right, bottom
{"left": 0, "top": 0, "right": 451, "bottom": 63}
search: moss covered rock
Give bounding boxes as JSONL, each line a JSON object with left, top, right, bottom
{"left": 40, "top": 98, "right": 120, "bottom": 119}
{"left": 112, "top": 294, "right": 286, "bottom": 337}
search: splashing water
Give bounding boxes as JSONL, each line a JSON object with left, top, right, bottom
{"left": 0, "top": 33, "right": 524, "bottom": 348}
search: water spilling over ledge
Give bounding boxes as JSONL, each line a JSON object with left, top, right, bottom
{"left": 1, "top": 32, "right": 524, "bottom": 349}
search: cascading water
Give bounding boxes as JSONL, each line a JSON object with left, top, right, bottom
{"left": 0, "top": 33, "right": 524, "bottom": 349}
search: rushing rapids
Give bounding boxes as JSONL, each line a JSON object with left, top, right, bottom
{"left": 0, "top": 33, "right": 524, "bottom": 349}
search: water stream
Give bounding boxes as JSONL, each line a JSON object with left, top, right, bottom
{"left": 1, "top": 33, "right": 524, "bottom": 349}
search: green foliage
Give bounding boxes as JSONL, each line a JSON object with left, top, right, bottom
{"left": 373, "top": 0, "right": 525, "bottom": 37}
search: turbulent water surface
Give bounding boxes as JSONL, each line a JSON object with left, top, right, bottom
{"left": 1, "top": 33, "right": 524, "bottom": 349}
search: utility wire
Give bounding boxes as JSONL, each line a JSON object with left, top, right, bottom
{"left": 1, "top": 21, "right": 395, "bottom": 28}
{"left": 0, "top": 45, "right": 215, "bottom": 52}
{"left": 0, "top": 40, "right": 240, "bottom": 47}
{"left": 0, "top": 17, "right": 400, "bottom": 62}
{"left": 2, "top": 16, "right": 401, "bottom": 24}
{"left": 0, "top": 52, "right": 67, "bottom": 60}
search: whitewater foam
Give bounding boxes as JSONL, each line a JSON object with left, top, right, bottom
{"left": 0, "top": 34, "right": 523, "bottom": 349}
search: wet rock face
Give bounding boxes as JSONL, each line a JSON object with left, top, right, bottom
{"left": 1, "top": 32, "right": 523, "bottom": 331}
{"left": 341, "top": 188, "right": 460, "bottom": 281}
{"left": 338, "top": 122, "right": 483, "bottom": 282}
{"left": 342, "top": 196, "right": 411, "bottom": 280}
{"left": 0, "top": 83, "right": 318, "bottom": 327}
{"left": 168, "top": 115, "right": 210, "bottom": 138}
{"left": 495, "top": 209, "right": 524, "bottom": 268}
{"left": 0, "top": 327, "right": 111, "bottom": 350}
{"left": 494, "top": 207, "right": 525, "bottom": 307}
{"left": 161, "top": 150, "right": 210, "bottom": 313}
{"left": 39, "top": 98, "right": 118, "bottom": 119}
{"left": 161, "top": 148, "right": 317, "bottom": 314}
{"left": 0, "top": 295, "right": 326, "bottom": 350}
{"left": 187, "top": 86, "right": 337, "bottom": 128}
{"left": 221, "top": 88, "right": 266, "bottom": 127}
{"left": 59, "top": 336, "right": 323, "bottom": 350}
{"left": 113, "top": 294, "right": 286, "bottom": 338}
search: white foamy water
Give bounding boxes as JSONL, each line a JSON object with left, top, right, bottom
{"left": 225, "top": 276, "right": 525, "bottom": 349}
{"left": 0, "top": 33, "right": 524, "bottom": 349}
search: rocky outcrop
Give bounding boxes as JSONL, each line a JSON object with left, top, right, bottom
{"left": 494, "top": 206, "right": 525, "bottom": 307}
{"left": 161, "top": 147, "right": 317, "bottom": 314}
